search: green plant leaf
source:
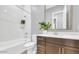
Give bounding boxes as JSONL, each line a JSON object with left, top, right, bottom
{"left": 39, "top": 22, "right": 51, "bottom": 30}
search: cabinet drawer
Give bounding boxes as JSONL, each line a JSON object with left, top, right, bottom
{"left": 46, "top": 37, "right": 63, "bottom": 45}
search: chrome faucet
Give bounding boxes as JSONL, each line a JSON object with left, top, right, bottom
{"left": 54, "top": 18, "right": 57, "bottom": 35}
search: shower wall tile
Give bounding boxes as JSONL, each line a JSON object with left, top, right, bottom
{"left": 0, "top": 5, "right": 31, "bottom": 42}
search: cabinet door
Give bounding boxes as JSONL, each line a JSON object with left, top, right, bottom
{"left": 37, "top": 41, "right": 46, "bottom": 54}
{"left": 46, "top": 43, "right": 62, "bottom": 54}
{"left": 62, "top": 47, "right": 79, "bottom": 54}
{"left": 37, "top": 45, "right": 45, "bottom": 54}
{"left": 37, "top": 36, "right": 46, "bottom": 54}
{"left": 37, "top": 36, "right": 45, "bottom": 41}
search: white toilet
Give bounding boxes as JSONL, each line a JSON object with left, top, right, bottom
{"left": 24, "top": 35, "right": 37, "bottom": 54}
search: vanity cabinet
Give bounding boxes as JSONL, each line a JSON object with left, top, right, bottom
{"left": 37, "top": 36, "right": 79, "bottom": 54}
{"left": 62, "top": 47, "right": 79, "bottom": 54}
{"left": 62, "top": 39, "right": 79, "bottom": 54}
{"left": 46, "top": 37, "right": 62, "bottom": 54}
{"left": 37, "top": 36, "right": 46, "bottom": 54}
{"left": 46, "top": 43, "right": 62, "bottom": 54}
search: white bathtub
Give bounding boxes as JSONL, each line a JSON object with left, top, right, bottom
{"left": 0, "top": 38, "right": 28, "bottom": 54}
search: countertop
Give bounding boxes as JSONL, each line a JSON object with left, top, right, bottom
{"left": 36, "top": 34, "right": 79, "bottom": 40}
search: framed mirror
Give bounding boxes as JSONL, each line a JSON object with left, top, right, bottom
{"left": 45, "top": 5, "right": 72, "bottom": 30}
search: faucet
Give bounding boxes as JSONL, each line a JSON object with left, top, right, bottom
{"left": 54, "top": 18, "right": 57, "bottom": 35}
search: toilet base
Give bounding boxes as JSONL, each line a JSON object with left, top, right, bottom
{"left": 24, "top": 42, "right": 36, "bottom": 54}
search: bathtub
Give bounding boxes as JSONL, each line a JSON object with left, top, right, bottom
{"left": 0, "top": 38, "right": 28, "bottom": 54}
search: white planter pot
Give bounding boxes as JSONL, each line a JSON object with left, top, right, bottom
{"left": 43, "top": 30, "right": 47, "bottom": 34}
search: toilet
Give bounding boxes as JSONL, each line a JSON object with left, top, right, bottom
{"left": 24, "top": 35, "right": 37, "bottom": 54}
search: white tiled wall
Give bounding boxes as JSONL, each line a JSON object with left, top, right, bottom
{"left": 0, "top": 5, "right": 31, "bottom": 42}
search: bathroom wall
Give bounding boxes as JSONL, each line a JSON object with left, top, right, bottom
{"left": 0, "top": 5, "right": 31, "bottom": 42}
{"left": 31, "top": 5, "right": 79, "bottom": 34}
{"left": 72, "top": 5, "right": 79, "bottom": 32}
{"left": 31, "top": 5, "right": 73, "bottom": 34}
{"left": 31, "top": 5, "right": 45, "bottom": 34}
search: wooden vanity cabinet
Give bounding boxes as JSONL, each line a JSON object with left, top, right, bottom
{"left": 46, "top": 37, "right": 62, "bottom": 54}
{"left": 62, "top": 39, "right": 79, "bottom": 54}
{"left": 37, "top": 36, "right": 46, "bottom": 54}
{"left": 46, "top": 43, "right": 62, "bottom": 54}
{"left": 37, "top": 36, "right": 79, "bottom": 54}
{"left": 62, "top": 46, "right": 79, "bottom": 54}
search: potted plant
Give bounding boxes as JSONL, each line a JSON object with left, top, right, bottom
{"left": 39, "top": 22, "right": 51, "bottom": 34}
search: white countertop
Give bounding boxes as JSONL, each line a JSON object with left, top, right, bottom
{"left": 37, "top": 34, "right": 79, "bottom": 40}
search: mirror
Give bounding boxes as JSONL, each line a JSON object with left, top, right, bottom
{"left": 46, "top": 5, "right": 72, "bottom": 30}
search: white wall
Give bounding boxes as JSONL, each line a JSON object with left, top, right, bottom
{"left": 0, "top": 5, "right": 31, "bottom": 42}
{"left": 31, "top": 5, "right": 45, "bottom": 34}
{"left": 72, "top": 5, "right": 79, "bottom": 32}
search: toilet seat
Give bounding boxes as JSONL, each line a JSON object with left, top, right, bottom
{"left": 24, "top": 41, "right": 36, "bottom": 54}
{"left": 24, "top": 41, "right": 36, "bottom": 47}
